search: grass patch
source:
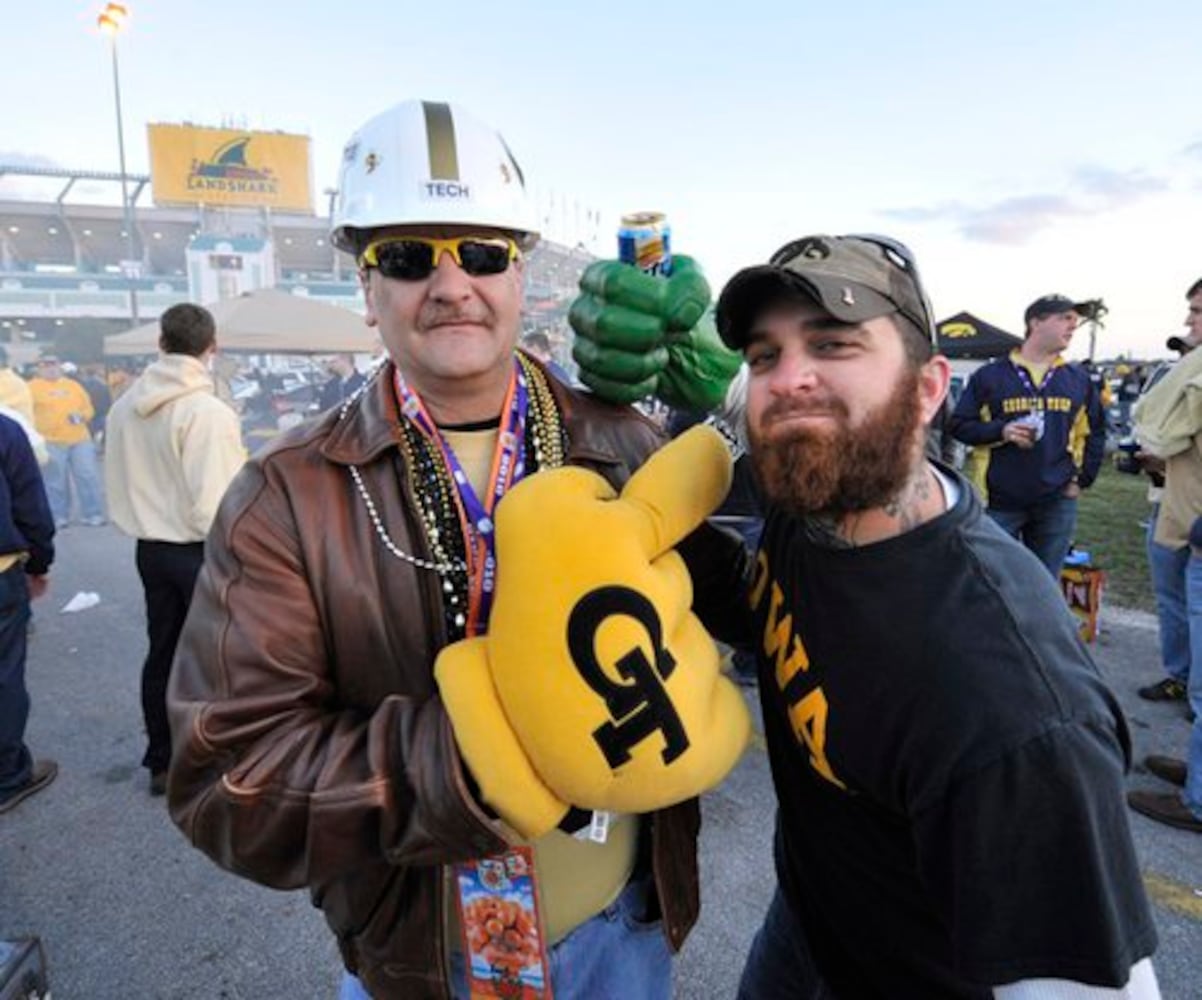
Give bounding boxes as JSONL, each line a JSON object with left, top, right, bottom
{"left": 1072, "top": 464, "right": 1155, "bottom": 613}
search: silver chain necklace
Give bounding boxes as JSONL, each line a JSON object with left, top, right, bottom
{"left": 340, "top": 362, "right": 466, "bottom": 575}
{"left": 347, "top": 463, "right": 466, "bottom": 574}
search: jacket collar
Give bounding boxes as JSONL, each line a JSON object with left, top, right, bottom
{"left": 319, "top": 356, "right": 630, "bottom": 471}
{"left": 320, "top": 361, "right": 402, "bottom": 466}
{"left": 549, "top": 371, "right": 630, "bottom": 471}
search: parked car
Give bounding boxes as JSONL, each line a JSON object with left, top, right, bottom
{"left": 239, "top": 376, "right": 322, "bottom": 446}
{"left": 270, "top": 380, "right": 320, "bottom": 419}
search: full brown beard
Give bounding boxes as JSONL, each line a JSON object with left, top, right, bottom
{"left": 749, "top": 369, "right": 923, "bottom": 519}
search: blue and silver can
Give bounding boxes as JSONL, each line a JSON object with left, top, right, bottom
{"left": 618, "top": 211, "right": 672, "bottom": 277}
{"left": 1015, "top": 409, "right": 1046, "bottom": 441}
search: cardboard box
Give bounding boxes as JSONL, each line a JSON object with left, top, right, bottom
{"left": 1060, "top": 565, "right": 1106, "bottom": 643}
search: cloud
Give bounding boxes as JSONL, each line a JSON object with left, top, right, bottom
{"left": 882, "top": 165, "right": 1168, "bottom": 245}
{"left": 881, "top": 193, "right": 1081, "bottom": 245}
{"left": 1184, "top": 140, "right": 1202, "bottom": 160}
{"left": 0, "top": 152, "right": 66, "bottom": 200}
{"left": 0, "top": 151, "right": 122, "bottom": 204}
{"left": 1071, "top": 166, "right": 1167, "bottom": 205}
{"left": 0, "top": 151, "right": 61, "bottom": 170}
{"left": 958, "top": 195, "right": 1083, "bottom": 245}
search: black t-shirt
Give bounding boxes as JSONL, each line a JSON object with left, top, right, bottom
{"left": 750, "top": 472, "right": 1157, "bottom": 998}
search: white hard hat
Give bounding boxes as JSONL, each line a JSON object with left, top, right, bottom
{"left": 331, "top": 99, "right": 539, "bottom": 254}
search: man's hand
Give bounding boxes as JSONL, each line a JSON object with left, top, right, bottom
{"left": 1001, "top": 422, "right": 1036, "bottom": 449}
{"left": 1136, "top": 451, "right": 1166, "bottom": 475}
{"left": 28, "top": 574, "right": 48, "bottom": 600}
{"left": 569, "top": 256, "right": 742, "bottom": 410}
{"left": 435, "top": 426, "right": 751, "bottom": 839}
{"left": 1138, "top": 449, "right": 1167, "bottom": 488}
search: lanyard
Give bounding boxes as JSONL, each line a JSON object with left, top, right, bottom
{"left": 394, "top": 359, "right": 529, "bottom": 635}
{"left": 1010, "top": 354, "right": 1058, "bottom": 401}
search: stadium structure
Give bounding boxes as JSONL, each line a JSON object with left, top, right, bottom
{"left": 0, "top": 137, "right": 596, "bottom": 368}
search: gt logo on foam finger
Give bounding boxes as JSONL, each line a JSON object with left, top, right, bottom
{"left": 567, "top": 585, "right": 688, "bottom": 769}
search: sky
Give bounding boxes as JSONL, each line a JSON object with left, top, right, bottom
{"left": 4, "top": 1, "right": 1201, "bottom": 360}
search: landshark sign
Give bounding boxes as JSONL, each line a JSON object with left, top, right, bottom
{"left": 148, "top": 123, "right": 313, "bottom": 212}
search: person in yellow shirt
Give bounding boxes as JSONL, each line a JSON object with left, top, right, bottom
{"left": 0, "top": 347, "right": 33, "bottom": 426}
{"left": 28, "top": 356, "right": 105, "bottom": 528}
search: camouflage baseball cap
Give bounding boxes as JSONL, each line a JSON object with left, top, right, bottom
{"left": 715, "top": 234, "right": 936, "bottom": 350}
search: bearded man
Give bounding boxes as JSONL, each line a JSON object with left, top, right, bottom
{"left": 573, "top": 234, "right": 1160, "bottom": 998}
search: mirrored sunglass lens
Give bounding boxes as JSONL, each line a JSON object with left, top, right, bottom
{"left": 849, "top": 233, "right": 914, "bottom": 270}
{"left": 376, "top": 241, "right": 435, "bottom": 279}
{"left": 458, "top": 241, "right": 511, "bottom": 275}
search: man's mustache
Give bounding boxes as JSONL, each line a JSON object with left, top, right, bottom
{"left": 761, "top": 396, "right": 848, "bottom": 423}
{"left": 419, "top": 307, "right": 493, "bottom": 330}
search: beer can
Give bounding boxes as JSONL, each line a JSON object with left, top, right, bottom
{"left": 618, "top": 211, "right": 672, "bottom": 277}
{"left": 1016, "top": 409, "right": 1046, "bottom": 441}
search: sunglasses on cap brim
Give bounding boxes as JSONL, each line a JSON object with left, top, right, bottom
{"left": 771, "top": 232, "right": 937, "bottom": 346}
{"left": 359, "top": 235, "right": 519, "bottom": 281}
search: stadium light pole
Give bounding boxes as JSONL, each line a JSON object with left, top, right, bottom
{"left": 98, "top": 2, "right": 140, "bottom": 325}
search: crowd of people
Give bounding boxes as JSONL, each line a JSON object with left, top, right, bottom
{"left": 1, "top": 96, "right": 1198, "bottom": 1000}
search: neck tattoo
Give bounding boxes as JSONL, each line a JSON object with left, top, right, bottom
{"left": 882, "top": 465, "right": 936, "bottom": 533}
{"left": 804, "top": 465, "right": 937, "bottom": 548}
{"left": 802, "top": 512, "right": 862, "bottom": 550}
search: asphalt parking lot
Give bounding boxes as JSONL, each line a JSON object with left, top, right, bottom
{"left": 2, "top": 523, "right": 1198, "bottom": 998}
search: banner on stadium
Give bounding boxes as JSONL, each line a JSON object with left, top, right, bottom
{"left": 147, "top": 124, "right": 313, "bottom": 212}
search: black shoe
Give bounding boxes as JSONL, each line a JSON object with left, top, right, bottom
{"left": 149, "top": 770, "right": 168, "bottom": 797}
{"left": 1144, "top": 755, "right": 1188, "bottom": 787}
{"left": 1128, "top": 790, "right": 1202, "bottom": 833}
{"left": 1137, "top": 677, "right": 1188, "bottom": 702}
{"left": 0, "top": 759, "right": 58, "bottom": 814}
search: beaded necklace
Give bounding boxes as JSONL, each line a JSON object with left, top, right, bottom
{"left": 349, "top": 352, "right": 566, "bottom": 643}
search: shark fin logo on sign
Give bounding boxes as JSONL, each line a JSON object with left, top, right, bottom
{"left": 187, "top": 136, "right": 278, "bottom": 197}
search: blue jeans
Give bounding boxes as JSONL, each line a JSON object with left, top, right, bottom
{"left": 0, "top": 565, "right": 33, "bottom": 793}
{"left": 338, "top": 873, "right": 671, "bottom": 1000}
{"left": 1183, "top": 554, "right": 1202, "bottom": 820}
{"left": 44, "top": 440, "right": 104, "bottom": 523}
{"left": 1147, "top": 506, "right": 1191, "bottom": 685}
{"left": 988, "top": 494, "right": 1078, "bottom": 578}
{"left": 1117, "top": 401, "right": 1133, "bottom": 435}
{"left": 737, "top": 888, "right": 833, "bottom": 1000}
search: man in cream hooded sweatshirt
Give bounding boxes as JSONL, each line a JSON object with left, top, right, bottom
{"left": 105, "top": 303, "right": 245, "bottom": 796}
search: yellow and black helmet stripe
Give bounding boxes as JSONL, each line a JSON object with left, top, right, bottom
{"left": 421, "top": 101, "right": 459, "bottom": 181}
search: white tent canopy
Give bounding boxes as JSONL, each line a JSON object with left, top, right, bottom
{"left": 103, "top": 288, "right": 376, "bottom": 356}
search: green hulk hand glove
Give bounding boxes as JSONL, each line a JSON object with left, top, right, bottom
{"left": 569, "top": 256, "right": 743, "bottom": 411}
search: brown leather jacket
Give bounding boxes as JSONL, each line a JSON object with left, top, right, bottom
{"left": 168, "top": 360, "right": 733, "bottom": 999}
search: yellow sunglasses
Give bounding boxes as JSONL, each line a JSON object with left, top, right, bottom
{"left": 359, "top": 235, "right": 519, "bottom": 281}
